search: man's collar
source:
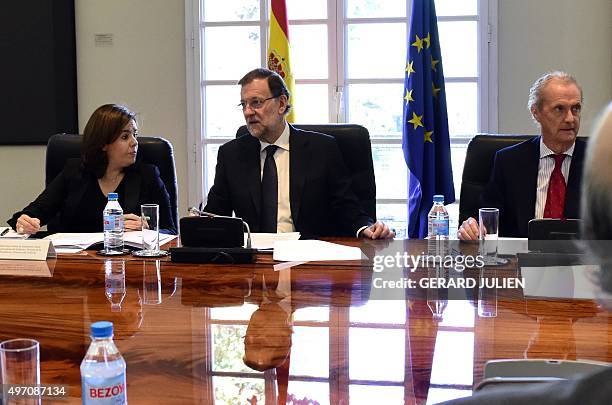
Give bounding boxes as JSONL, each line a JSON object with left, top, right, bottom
{"left": 260, "top": 121, "right": 290, "bottom": 152}
{"left": 539, "top": 137, "right": 575, "bottom": 158}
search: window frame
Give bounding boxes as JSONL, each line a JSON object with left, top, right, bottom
{"left": 184, "top": 0, "right": 498, "bottom": 218}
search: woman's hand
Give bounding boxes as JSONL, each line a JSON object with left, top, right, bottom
{"left": 124, "top": 213, "right": 143, "bottom": 231}
{"left": 16, "top": 214, "right": 41, "bottom": 234}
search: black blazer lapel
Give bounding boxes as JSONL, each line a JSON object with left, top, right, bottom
{"left": 289, "top": 126, "right": 308, "bottom": 225}
{"left": 239, "top": 135, "right": 263, "bottom": 220}
{"left": 564, "top": 138, "right": 586, "bottom": 218}
{"left": 521, "top": 137, "right": 541, "bottom": 223}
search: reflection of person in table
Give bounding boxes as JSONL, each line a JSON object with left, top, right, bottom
{"left": 8, "top": 104, "right": 176, "bottom": 235}
{"left": 243, "top": 268, "right": 292, "bottom": 372}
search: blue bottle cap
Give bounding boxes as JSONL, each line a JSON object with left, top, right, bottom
{"left": 91, "top": 321, "right": 114, "bottom": 338}
{"left": 433, "top": 194, "right": 444, "bottom": 203}
{"left": 108, "top": 192, "right": 118, "bottom": 201}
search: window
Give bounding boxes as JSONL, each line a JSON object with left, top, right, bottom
{"left": 185, "top": 0, "right": 497, "bottom": 236}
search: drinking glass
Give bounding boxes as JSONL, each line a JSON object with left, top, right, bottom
{"left": 1, "top": 338, "right": 40, "bottom": 404}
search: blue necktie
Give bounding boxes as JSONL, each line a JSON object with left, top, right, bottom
{"left": 260, "top": 145, "right": 278, "bottom": 232}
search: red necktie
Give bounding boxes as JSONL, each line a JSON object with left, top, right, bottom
{"left": 543, "top": 154, "right": 567, "bottom": 219}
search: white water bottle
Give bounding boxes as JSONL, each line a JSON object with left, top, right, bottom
{"left": 103, "top": 193, "right": 124, "bottom": 253}
{"left": 81, "top": 321, "right": 127, "bottom": 404}
{"left": 427, "top": 195, "right": 449, "bottom": 239}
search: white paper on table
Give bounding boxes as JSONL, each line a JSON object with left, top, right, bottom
{"left": 273, "top": 240, "right": 363, "bottom": 262}
{"left": 245, "top": 232, "right": 301, "bottom": 250}
{"left": 0, "top": 227, "right": 30, "bottom": 239}
{"left": 522, "top": 265, "right": 600, "bottom": 299}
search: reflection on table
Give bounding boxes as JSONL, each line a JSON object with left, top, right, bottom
{"left": 0, "top": 239, "right": 609, "bottom": 404}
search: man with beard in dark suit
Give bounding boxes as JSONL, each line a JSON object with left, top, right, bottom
{"left": 204, "top": 68, "right": 394, "bottom": 239}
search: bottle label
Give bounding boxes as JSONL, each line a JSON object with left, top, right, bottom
{"left": 431, "top": 219, "right": 449, "bottom": 237}
{"left": 103, "top": 215, "right": 124, "bottom": 232}
{"left": 82, "top": 373, "right": 126, "bottom": 404}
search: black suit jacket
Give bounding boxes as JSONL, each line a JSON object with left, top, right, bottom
{"left": 481, "top": 137, "right": 585, "bottom": 237}
{"left": 204, "top": 125, "right": 373, "bottom": 237}
{"left": 8, "top": 159, "right": 177, "bottom": 234}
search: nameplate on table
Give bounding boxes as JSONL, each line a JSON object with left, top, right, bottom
{"left": 0, "top": 239, "right": 56, "bottom": 260}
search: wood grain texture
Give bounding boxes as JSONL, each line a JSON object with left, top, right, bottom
{"left": 0, "top": 239, "right": 609, "bottom": 404}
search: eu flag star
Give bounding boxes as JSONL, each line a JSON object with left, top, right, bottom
{"left": 432, "top": 83, "right": 441, "bottom": 98}
{"left": 412, "top": 35, "right": 424, "bottom": 53}
{"left": 407, "top": 112, "right": 424, "bottom": 130}
{"left": 431, "top": 55, "right": 440, "bottom": 72}
{"left": 404, "top": 89, "right": 414, "bottom": 104}
{"left": 424, "top": 130, "right": 433, "bottom": 143}
{"left": 424, "top": 33, "right": 431, "bottom": 49}
{"left": 405, "top": 61, "right": 416, "bottom": 77}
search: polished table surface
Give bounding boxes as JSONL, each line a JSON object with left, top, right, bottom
{"left": 0, "top": 238, "right": 610, "bottom": 404}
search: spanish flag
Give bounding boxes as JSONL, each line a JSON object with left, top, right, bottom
{"left": 267, "top": 0, "right": 295, "bottom": 122}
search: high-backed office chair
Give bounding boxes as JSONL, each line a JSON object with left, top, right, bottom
{"left": 236, "top": 124, "right": 377, "bottom": 220}
{"left": 45, "top": 133, "right": 179, "bottom": 232}
{"left": 475, "top": 359, "right": 610, "bottom": 391}
{"left": 459, "top": 134, "right": 535, "bottom": 224}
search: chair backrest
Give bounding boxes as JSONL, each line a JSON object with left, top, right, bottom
{"left": 236, "top": 124, "right": 377, "bottom": 220}
{"left": 45, "top": 133, "right": 179, "bottom": 231}
{"left": 475, "top": 359, "right": 610, "bottom": 391}
{"left": 459, "top": 134, "right": 535, "bottom": 224}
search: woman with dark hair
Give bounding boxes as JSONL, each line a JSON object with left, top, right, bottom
{"left": 8, "top": 104, "right": 176, "bottom": 234}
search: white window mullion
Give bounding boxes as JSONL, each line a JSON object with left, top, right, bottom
{"left": 260, "top": 0, "right": 269, "bottom": 67}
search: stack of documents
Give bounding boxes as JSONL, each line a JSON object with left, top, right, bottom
{"left": 45, "top": 232, "right": 177, "bottom": 254}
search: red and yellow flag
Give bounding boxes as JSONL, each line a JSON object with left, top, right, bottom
{"left": 267, "top": 0, "right": 295, "bottom": 122}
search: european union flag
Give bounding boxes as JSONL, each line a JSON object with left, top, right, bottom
{"left": 403, "top": 0, "right": 455, "bottom": 238}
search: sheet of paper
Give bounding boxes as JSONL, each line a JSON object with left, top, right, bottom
{"left": 522, "top": 265, "right": 600, "bottom": 299}
{"left": 0, "top": 227, "right": 30, "bottom": 239}
{"left": 273, "top": 240, "right": 363, "bottom": 262}
{"left": 246, "top": 232, "right": 301, "bottom": 250}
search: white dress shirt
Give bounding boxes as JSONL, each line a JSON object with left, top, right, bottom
{"left": 534, "top": 139, "right": 574, "bottom": 219}
{"left": 259, "top": 123, "right": 295, "bottom": 233}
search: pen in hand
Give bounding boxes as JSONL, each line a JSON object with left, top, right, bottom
{"left": 0, "top": 228, "right": 9, "bottom": 236}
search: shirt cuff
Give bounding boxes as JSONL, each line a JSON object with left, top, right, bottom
{"left": 356, "top": 225, "right": 369, "bottom": 238}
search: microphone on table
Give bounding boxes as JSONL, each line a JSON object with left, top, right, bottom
{"left": 170, "top": 206, "right": 256, "bottom": 264}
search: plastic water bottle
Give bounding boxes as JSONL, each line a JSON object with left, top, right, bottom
{"left": 81, "top": 321, "right": 127, "bottom": 404}
{"left": 103, "top": 193, "right": 124, "bottom": 254}
{"left": 427, "top": 195, "right": 449, "bottom": 239}
{"left": 427, "top": 195, "right": 450, "bottom": 257}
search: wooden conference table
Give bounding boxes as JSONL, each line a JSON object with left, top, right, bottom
{"left": 0, "top": 238, "right": 610, "bottom": 404}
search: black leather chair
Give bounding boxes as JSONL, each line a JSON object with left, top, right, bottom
{"left": 45, "top": 133, "right": 179, "bottom": 232}
{"left": 236, "top": 124, "right": 377, "bottom": 220}
{"left": 459, "top": 134, "right": 535, "bottom": 224}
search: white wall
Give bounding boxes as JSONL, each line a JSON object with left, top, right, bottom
{"left": 497, "top": 0, "right": 612, "bottom": 136}
{"left": 74, "top": 0, "right": 188, "bottom": 215}
{"left": 0, "top": 0, "right": 610, "bottom": 222}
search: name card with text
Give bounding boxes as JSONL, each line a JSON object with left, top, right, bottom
{"left": 0, "top": 239, "right": 56, "bottom": 260}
